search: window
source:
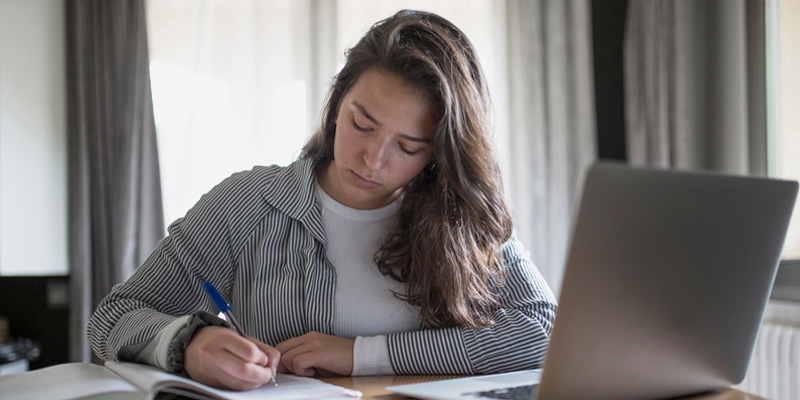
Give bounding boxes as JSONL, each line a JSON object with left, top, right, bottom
{"left": 146, "top": 1, "right": 506, "bottom": 229}
{"left": 146, "top": 0, "right": 316, "bottom": 229}
{"left": 768, "top": 0, "right": 800, "bottom": 261}
{"left": 767, "top": 0, "right": 800, "bottom": 302}
{"left": 0, "top": 1, "right": 67, "bottom": 276}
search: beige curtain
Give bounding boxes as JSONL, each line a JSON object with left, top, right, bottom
{"left": 505, "top": 0, "right": 597, "bottom": 295}
{"left": 66, "top": 0, "right": 165, "bottom": 362}
{"left": 146, "top": 0, "right": 332, "bottom": 227}
{"left": 624, "top": 0, "right": 766, "bottom": 176}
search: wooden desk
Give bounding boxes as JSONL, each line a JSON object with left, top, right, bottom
{"left": 319, "top": 375, "right": 767, "bottom": 400}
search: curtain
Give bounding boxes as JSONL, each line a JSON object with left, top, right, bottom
{"left": 146, "top": 0, "right": 331, "bottom": 227}
{"left": 505, "top": 0, "right": 597, "bottom": 295}
{"left": 65, "top": 0, "right": 165, "bottom": 363}
{"left": 624, "top": 0, "right": 766, "bottom": 176}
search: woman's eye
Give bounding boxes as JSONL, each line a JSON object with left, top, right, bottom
{"left": 352, "top": 119, "right": 371, "bottom": 132}
{"left": 399, "top": 145, "right": 419, "bottom": 156}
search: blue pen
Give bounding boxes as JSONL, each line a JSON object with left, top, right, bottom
{"left": 202, "top": 281, "right": 278, "bottom": 387}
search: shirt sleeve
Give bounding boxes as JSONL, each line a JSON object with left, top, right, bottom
{"left": 352, "top": 335, "right": 395, "bottom": 376}
{"left": 386, "top": 233, "right": 557, "bottom": 375}
{"left": 87, "top": 168, "right": 274, "bottom": 363}
{"left": 134, "top": 315, "right": 192, "bottom": 370}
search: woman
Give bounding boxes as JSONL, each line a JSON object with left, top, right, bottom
{"left": 88, "top": 9, "right": 557, "bottom": 391}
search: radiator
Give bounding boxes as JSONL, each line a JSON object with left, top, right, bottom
{"left": 738, "top": 302, "right": 800, "bottom": 400}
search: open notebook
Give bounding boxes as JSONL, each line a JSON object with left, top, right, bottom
{"left": 0, "top": 361, "right": 361, "bottom": 400}
{"left": 388, "top": 162, "right": 798, "bottom": 400}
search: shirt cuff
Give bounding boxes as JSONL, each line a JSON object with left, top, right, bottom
{"left": 352, "top": 335, "right": 395, "bottom": 376}
{"left": 134, "top": 315, "right": 191, "bottom": 370}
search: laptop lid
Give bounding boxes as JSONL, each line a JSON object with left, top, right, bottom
{"left": 387, "top": 163, "right": 797, "bottom": 400}
{"left": 537, "top": 163, "right": 798, "bottom": 400}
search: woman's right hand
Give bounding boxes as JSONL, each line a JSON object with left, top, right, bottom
{"left": 183, "top": 326, "right": 280, "bottom": 391}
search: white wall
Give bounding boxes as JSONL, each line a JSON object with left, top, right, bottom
{"left": 0, "top": 0, "right": 68, "bottom": 275}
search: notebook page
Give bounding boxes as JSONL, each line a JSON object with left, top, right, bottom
{"left": 105, "top": 362, "right": 361, "bottom": 400}
{"left": 0, "top": 363, "right": 142, "bottom": 400}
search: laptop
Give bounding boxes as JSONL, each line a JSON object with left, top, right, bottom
{"left": 388, "top": 162, "right": 798, "bottom": 400}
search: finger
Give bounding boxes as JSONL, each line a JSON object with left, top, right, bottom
{"left": 264, "top": 347, "right": 280, "bottom": 372}
{"left": 202, "top": 347, "right": 270, "bottom": 390}
{"left": 184, "top": 327, "right": 272, "bottom": 390}
{"left": 210, "top": 336, "right": 272, "bottom": 388}
{"left": 280, "top": 342, "right": 326, "bottom": 377}
{"left": 250, "top": 338, "right": 281, "bottom": 378}
{"left": 278, "top": 342, "right": 314, "bottom": 375}
{"left": 223, "top": 334, "right": 268, "bottom": 365}
{"left": 274, "top": 335, "right": 305, "bottom": 354}
{"left": 218, "top": 359, "right": 272, "bottom": 390}
{"left": 274, "top": 336, "right": 301, "bottom": 374}
{"left": 289, "top": 352, "right": 321, "bottom": 377}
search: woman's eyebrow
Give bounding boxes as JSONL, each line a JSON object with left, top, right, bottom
{"left": 399, "top": 133, "right": 433, "bottom": 144}
{"left": 353, "top": 102, "right": 382, "bottom": 127}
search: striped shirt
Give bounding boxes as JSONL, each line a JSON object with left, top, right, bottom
{"left": 87, "top": 158, "right": 558, "bottom": 375}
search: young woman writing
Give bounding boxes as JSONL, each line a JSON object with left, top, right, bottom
{"left": 88, "top": 9, "right": 557, "bottom": 391}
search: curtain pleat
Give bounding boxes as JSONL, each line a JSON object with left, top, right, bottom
{"left": 506, "top": 0, "right": 597, "bottom": 295}
{"left": 65, "top": 0, "right": 164, "bottom": 363}
{"left": 624, "top": 0, "right": 766, "bottom": 175}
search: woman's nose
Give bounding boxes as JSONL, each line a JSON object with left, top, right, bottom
{"left": 363, "top": 137, "right": 389, "bottom": 171}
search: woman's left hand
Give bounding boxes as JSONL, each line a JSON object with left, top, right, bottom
{"left": 275, "top": 331, "right": 354, "bottom": 377}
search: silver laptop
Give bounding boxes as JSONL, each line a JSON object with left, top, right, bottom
{"left": 388, "top": 162, "right": 798, "bottom": 400}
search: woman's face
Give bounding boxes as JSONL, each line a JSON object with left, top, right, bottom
{"left": 319, "top": 68, "right": 436, "bottom": 210}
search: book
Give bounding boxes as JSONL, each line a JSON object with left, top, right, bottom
{"left": 0, "top": 361, "right": 362, "bottom": 400}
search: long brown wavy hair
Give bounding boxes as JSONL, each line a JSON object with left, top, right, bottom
{"left": 302, "top": 9, "right": 513, "bottom": 329}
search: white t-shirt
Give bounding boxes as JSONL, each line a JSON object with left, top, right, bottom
{"left": 315, "top": 181, "right": 420, "bottom": 375}
{"left": 315, "top": 181, "right": 420, "bottom": 337}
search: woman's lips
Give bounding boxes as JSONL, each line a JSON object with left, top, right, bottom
{"left": 351, "top": 170, "right": 380, "bottom": 189}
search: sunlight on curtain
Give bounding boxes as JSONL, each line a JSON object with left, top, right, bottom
{"left": 505, "top": 0, "right": 596, "bottom": 295}
{"left": 146, "top": 0, "right": 315, "bottom": 228}
{"left": 771, "top": 0, "right": 800, "bottom": 259}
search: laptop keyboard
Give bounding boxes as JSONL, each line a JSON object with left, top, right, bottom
{"left": 466, "top": 384, "right": 539, "bottom": 400}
